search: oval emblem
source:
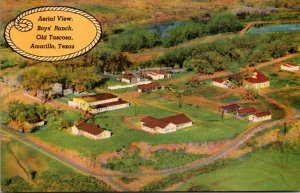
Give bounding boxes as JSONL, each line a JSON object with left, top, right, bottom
{"left": 4, "top": 6, "right": 102, "bottom": 61}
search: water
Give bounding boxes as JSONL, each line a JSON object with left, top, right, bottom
{"left": 248, "top": 23, "right": 300, "bottom": 33}
{"left": 148, "top": 21, "right": 183, "bottom": 37}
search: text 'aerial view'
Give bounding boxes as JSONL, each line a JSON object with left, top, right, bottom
{"left": 1, "top": 0, "right": 300, "bottom": 192}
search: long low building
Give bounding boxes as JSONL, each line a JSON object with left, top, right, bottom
{"left": 72, "top": 122, "right": 111, "bottom": 140}
{"left": 141, "top": 113, "right": 192, "bottom": 134}
{"left": 249, "top": 111, "right": 272, "bottom": 122}
{"left": 68, "top": 93, "right": 130, "bottom": 114}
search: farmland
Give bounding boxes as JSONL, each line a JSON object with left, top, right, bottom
{"left": 175, "top": 147, "right": 300, "bottom": 191}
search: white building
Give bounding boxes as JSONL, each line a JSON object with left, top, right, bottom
{"left": 212, "top": 78, "right": 231, "bottom": 88}
{"left": 249, "top": 111, "right": 272, "bottom": 122}
{"left": 141, "top": 114, "right": 192, "bottom": 134}
{"left": 68, "top": 93, "right": 130, "bottom": 113}
{"left": 281, "top": 62, "right": 299, "bottom": 72}
{"left": 72, "top": 122, "right": 111, "bottom": 140}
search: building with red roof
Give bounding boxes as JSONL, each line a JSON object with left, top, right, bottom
{"left": 72, "top": 122, "right": 111, "bottom": 140}
{"left": 237, "top": 106, "right": 256, "bottom": 117}
{"left": 244, "top": 70, "right": 270, "bottom": 89}
{"left": 121, "top": 74, "right": 141, "bottom": 83}
{"left": 137, "top": 82, "right": 161, "bottom": 93}
{"left": 249, "top": 111, "right": 272, "bottom": 122}
{"left": 220, "top": 104, "right": 240, "bottom": 113}
{"left": 281, "top": 62, "right": 299, "bottom": 72}
{"left": 212, "top": 78, "right": 231, "bottom": 88}
{"left": 141, "top": 113, "right": 192, "bottom": 133}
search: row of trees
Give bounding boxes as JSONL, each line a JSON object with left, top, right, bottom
{"left": 21, "top": 64, "right": 100, "bottom": 99}
{"left": 107, "top": 12, "right": 243, "bottom": 52}
{"left": 144, "top": 33, "right": 298, "bottom": 74}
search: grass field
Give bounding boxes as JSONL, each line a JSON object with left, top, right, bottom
{"left": 176, "top": 147, "right": 300, "bottom": 191}
{"left": 1, "top": 138, "right": 111, "bottom": 192}
{"left": 104, "top": 149, "right": 206, "bottom": 173}
{"left": 29, "top": 100, "right": 250, "bottom": 156}
{"left": 268, "top": 89, "right": 300, "bottom": 110}
{"left": 259, "top": 64, "right": 300, "bottom": 89}
{"left": 285, "top": 55, "right": 300, "bottom": 64}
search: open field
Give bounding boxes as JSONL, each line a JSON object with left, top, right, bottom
{"left": 1, "top": 137, "right": 111, "bottom": 192}
{"left": 259, "top": 64, "right": 300, "bottom": 89}
{"left": 175, "top": 147, "right": 300, "bottom": 191}
{"left": 267, "top": 89, "right": 300, "bottom": 111}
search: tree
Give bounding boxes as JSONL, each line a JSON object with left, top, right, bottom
{"left": 207, "top": 12, "right": 243, "bottom": 34}
{"left": 7, "top": 101, "right": 49, "bottom": 132}
{"left": 241, "top": 89, "right": 258, "bottom": 101}
{"left": 58, "top": 119, "right": 73, "bottom": 146}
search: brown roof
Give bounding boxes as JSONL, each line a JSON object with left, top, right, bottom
{"left": 254, "top": 111, "right": 271, "bottom": 117}
{"left": 137, "top": 82, "right": 161, "bottom": 90}
{"left": 90, "top": 99, "right": 129, "bottom": 109}
{"left": 246, "top": 70, "right": 269, "bottom": 84}
{"left": 213, "top": 78, "right": 224, "bottom": 83}
{"left": 238, "top": 107, "right": 256, "bottom": 114}
{"left": 221, "top": 104, "right": 240, "bottom": 110}
{"left": 122, "top": 74, "right": 135, "bottom": 80}
{"left": 141, "top": 116, "right": 170, "bottom": 128}
{"left": 78, "top": 93, "right": 118, "bottom": 102}
{"left": 76, "top": 122, "right": 104, "bottom": 135}
{"left": 283, "top": 62, "right": 298, "bottom": 67}
{"left": 161, "top": 113, "right": 192, "bottom": 125}
{"left": 141, "top": 113, "right": 191, "bottom": 129}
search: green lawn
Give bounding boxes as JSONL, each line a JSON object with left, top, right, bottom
{"left": 268, "top": 89, "right": 300, "bottom": 110}
{"left": 220, "top": 94, "right": 242, "bottom": 104}
{"left": 285, "top": 55, "right": 300, "bottom": 64}
{"left": 30, "top": 100, "right": 250, "bottom": 156}
{"left": 176, "top": 147, "right": 300, "bottom": 191}
{"left": 259, "top": 65, "right": 300, "bottom": 89}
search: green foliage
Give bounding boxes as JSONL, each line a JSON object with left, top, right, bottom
{"left": 1, "top": 174, "right": 112, "bottom": 192}
{"left": 105, "top": 149, "right": 205, "bottom": 173}
{"left": 162, "top": 21, "right": 207, "bottom": 47}
{"left": 207, "top": 12, "right": 243, "bottom": 34}
{"left": 7, "top": 101, "right": 53, "bottom": 132}
{"left": 22, "top": 63, "right": 101, "bottom": 95}
{"left": 148, "top": 33, "right": 298, "bottom": 73}
{"left": 105, "top": 151, "right": 149, "bottom": 173}
{"left": 142, "top": 159, "right": 232, "bottom": 191}
{"left": 120, "top": 177, "right": 138, "bottom": 183}
{"left": 33, "top": 173, "right": 111, "bottom": 192}
{"left": 108, "top": 26, "right": 161, "bottom": 52}
{"left": 1, "top": 176, "right": 32, "bottom": 192}
{"left": 147, "top": 149, "right": 206, "bottom": 170}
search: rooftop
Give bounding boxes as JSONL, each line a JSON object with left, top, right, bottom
{"left": 161, "top": 113, "right": 192, "bottom": 125}
{"left": 254, "top": 111, "right": 271, "bottom": 117}
{"left": 213, "top": 78, "right": 225, "bottom": 83}
{"left": 137, "top": 82, "right": 161, "bottom": 90}
{"left": 76, "top": 93, "right": 118, "bottom": 102}
{"left": 238, "top": 107, "right": 256, "bottom": 114}
{"left": 283, "top": 62, "right": 298, "bottom": 67}
{"left": 122, "top": 74, "right": 135, "bottom": 80}
{"left": 75, "top": 122, "right": 105, "bottom": 135}
{"left": 141, "top": 113, "right": 192, "bottom": 129}
{"left": 246, "top": 70, "right": 269, "bottom": 84}
{"left": 221, "top": 104, "right": 240, "bottom": 110}
{"left": 90, "top": 99, "right": 129, "bottom": 109}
